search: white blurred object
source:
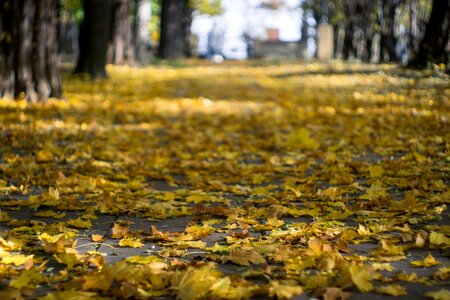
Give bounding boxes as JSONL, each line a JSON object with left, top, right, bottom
{"left": 211, "top": 54, "right": 224, "bottom": 63}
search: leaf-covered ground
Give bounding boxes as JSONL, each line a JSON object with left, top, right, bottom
{"left": 0, "top": 61, "right": 449, "bottom": 299}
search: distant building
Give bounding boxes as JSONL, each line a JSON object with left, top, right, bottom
{"left": 191, "top": 0, "right": 304, "bottom": 59}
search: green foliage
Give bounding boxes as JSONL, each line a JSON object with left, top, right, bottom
{"left": 60, "top": 0, "right": 83, "bottom": 23}
{"left": 191, "top": 0, "right": 222, "bottom": 15}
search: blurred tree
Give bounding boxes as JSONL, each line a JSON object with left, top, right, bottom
{"left": 58, "top": 0, "right": 82, "bottom": 58}
{"left": 157, "top": 0, "right": 221, "bottom": 59}
{"left": 0, "top": 0, "right": 61, "bottom": 102}
{"left": 133, "top": 0, "right": 152, "bottom": 65}
{"left": 74, "top": 0, "right": 112, "bottom": 78}
{"left": 109, "top": 0, "right": 135, "bottom": 65}
{"left": 158, "top": 0, "right": 190, "bottom": 59}
{"left": 409, "top": 0, "right": 449, "bottom": 68}
{"left": 377, "top": 0, "right": 401, "bottom": 62}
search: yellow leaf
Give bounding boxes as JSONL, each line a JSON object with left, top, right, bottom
{"left": 349, "top": 263, "right": 373, "bottom": 292}
{"left": 39, "top": 232, "right": 76, "bottom": 254}
{"left": 411, "top": 253, "right": 440, "bottom": 267}
{"left": 322, "top": 287, "right": 351, "bottom": 300}
{"left": 111, "top": 222, "right": 130, "bottom": 238}
{"left": 91, "top": 234, "right": 104, "bottom": 242}
{"left": 209, "top": 277, "right": 259, "bottom": 300}
{"left": 376, "top": 284, "right": 407, "bottom": 296}
{"left": 82, "top": 266, "right": 113, "bottom": 293}
{"left": 207, "top": 243, "right": 230, "bottom": 253}
{"left": 34, "top": 210, "right": 66, "bottom": 219}
{"left": 430, "top": 232, "right": 450, "bottom": 248}
{"left": 67, "top": 217, "right": 92, "bottom": 229}
{"left": 54, "top": 253, "right": 82, "bottom": 270}
{"left": 368, "top": 165, "right": 384, "bottom": 178}
{"left": 286, "top": 128, "right": 319, "bottom": 150}
{"left": 1, "top": 254, "right": 33, "bottom": 266}
{"left": 371, "top": 262, "right": 395, "bottom": 272}
{"left": 118, "top": 237, "right": 144, "bottom": 248}
{"left": 267, "top": 217, "right": 285, "bottom": 228}
{"left": 222, "top": 248, "right": 266, "bottom": 266}
{"left": 176, "top": 263, "right": 222, "bottom": 300}
{"left": 9, "top": 269, "right": 46, "bottom": 289}
{"left": 125, "top": 255, "right": 162, "bottom": 264}
{"left": 39, "top": 290, "right": 108, "bottom": 300}
{"left": 425, "top": 289, "right": 450, "bottom": 300}
{"left": 268, "top": 281, "right": 303, "bottom": 299}
{"left": 361, "top": 184, "right": 388, "bottom": 201}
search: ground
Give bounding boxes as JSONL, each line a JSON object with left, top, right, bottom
{"left": 0, "top": 61, "right": 448, "bottom": 299}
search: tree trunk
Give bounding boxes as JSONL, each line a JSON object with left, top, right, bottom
{"left": 183, "top": 2, "right": 193, "bottom": 58}
{"left": 377, "top": 0, "right": 399, "bottom": 62}
{"left": 409, "top": 0, "right": 450, "bottom": 68}
{"left": 75, "top": 0, "right": 112, "bottom": 78}
{"left": 0, "top": 0, "right": 61, "bottom": 102}
{"left": 343, "top": 22, "right": 354, "bottom": 60}
{"left": 133, "top": 0, "right": 151, "bottom": 65}
{"left": 158, "top": 0, "right": 189, "bottom": 59}
{"left": 108, "top": 0, "right": 135, "bottom": 65}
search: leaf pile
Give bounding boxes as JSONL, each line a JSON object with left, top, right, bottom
{"left": 0, "top": 62, "right": 449, "bottom": 299}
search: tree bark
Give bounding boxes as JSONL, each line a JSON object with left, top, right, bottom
{"left": 108, "top": 0, "right": 135, "bottom": 65}
{"left": 158, "top": 0, "right": 189, "bottom": 59}
{"left": 409, "top": 0, "right": 450, "bottom": 68}
{"left": 0, "top": 0, "right": 61, "bottom": 102}
{"left": 75, "top": 0, "right": 112, "bottom": 78}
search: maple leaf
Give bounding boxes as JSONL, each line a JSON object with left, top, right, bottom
{"left": 54, "top": 252, "right": 83, "bottom": 270}
{"left": 209, "top": 277, "right": 259, "bottom": 299}
{"left": 360, "top": 183, "right": 388, "bottom": 201}
{"left": 268, "top": 281, "right": 303, "bottom": 299}
{"left": 376, "top": 284, "right": 407, "bottom": 296}
{"left": 39, "top": 232, "right": 76, "bottom": 254}
{"left": 118, "top": 237, "right": 144, "bottom": 248}
{"left": 368, "top": 164, "right": 384, "bottom": 178}
{"left": 222, "top": 248, "right": 266, "bottom": 266}
{"left": 425, "top": 289, "right": 450, "bottom": 300}
{"left": 175, "top": 263, "right": 222, "bottom": 300}
{"left": 82, "top": 265, "right": 114, "bottom": 293}
{"left": 91, "top": 234, "right": 104, "bottom": 243}
{"left": 9, "top": 269, "right": 46, "bottom": 290}
{"left": 429, "top": 232, "right": 450, "bottom": 249}
{"left": 111, "top": 222, "right": 130, "bottom": 239}
{"left": 348, "top": 263, "right": 374, "bottom": 292}
{"left": 322, "top": 287, "right": 351, "bottom": 300}
{"left": 67, "top": 217, "right": 92, "bottom": 229}
{"left": 410, "top": 253, "right": 440, "bottom": 267}
{"left": 286, "top": 128, "right": 319, "bottom": 150}
{"left": 1, "top": 254, "right": 34, "bottom": 266}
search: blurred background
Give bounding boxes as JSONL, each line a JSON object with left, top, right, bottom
{"left": 57, "top": 0, "right": 448, "bottom": 64}
{"left": 1, "top": 0, "right": 448, "bottom": 102}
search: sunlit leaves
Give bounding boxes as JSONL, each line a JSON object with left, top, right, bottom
{"left": 0, "top": 62, "right": 448, "bottom": 298}
{"left": 348, "top": 263, "right": 374, "bottom": 292}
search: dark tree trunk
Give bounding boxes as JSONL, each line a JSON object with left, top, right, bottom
{"left": 343, "top": 22, "right": 354, "bottom": 60}
{"left": 409, "top": 0, "right": 450, "bottom": 68}
{"left": 158, "top": 0, "right": 189, "bottom": 59}
{"left": 75, "top": 0, "right": 112, "bottom": 78}
{"left": 0, "top": 0, "right": 61, "bottom": 102}
{"left": 363, "top": 38, "right": 373, "bottom": 62}
{"left": 183, "top": 3, "right": 193, "bottom": 58}
{"left": 133, "top": 0, "right": 151, "bottom": 65}
{"left": 108, "top": 0, "right": 135, "bottom": 65}
{"left": 378, "top": 0, "right": 399, "bottom": 62}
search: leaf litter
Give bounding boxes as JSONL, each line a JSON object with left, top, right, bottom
{"left": 0, "top": 61, "right": 449, "bottom": 299}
